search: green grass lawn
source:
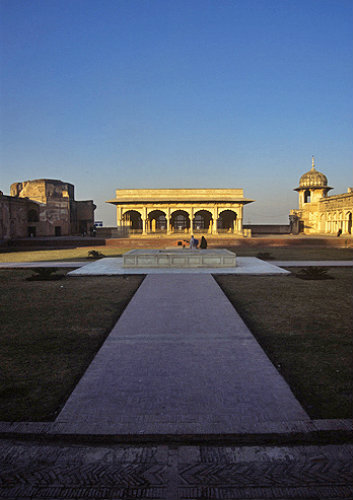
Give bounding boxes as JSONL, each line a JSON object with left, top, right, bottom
{"left": 227, "top": 246, "right": 353, "bottom": 260}
{"left": 0, "top": 247, "right": 132, "bottom": 262}
{"left": 0, "top": 245, "right": 352, "bottom": 262}
{"left": 0, "top": 270, "right": 144, "bottom": 421}
{"left": 215, "top": 267, "right": 353, "bottom": 419}
{"left": 1, "top": 265, "right": 352, "bottom": 421}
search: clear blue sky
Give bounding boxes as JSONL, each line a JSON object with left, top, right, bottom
{"left": 1, "top": 0, "right": 352, "bottom": 224}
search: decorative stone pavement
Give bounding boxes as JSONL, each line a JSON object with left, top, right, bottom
{"left": 0, "top": 439, "right": 352, "bottom": 499}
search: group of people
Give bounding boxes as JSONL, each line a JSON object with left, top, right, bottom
{"left": 189, "top": 235, "right": 207, "bottom": 249}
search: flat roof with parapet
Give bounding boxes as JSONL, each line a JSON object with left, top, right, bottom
{"left": 107, "top": 188, "right": 254, "bottom": 204}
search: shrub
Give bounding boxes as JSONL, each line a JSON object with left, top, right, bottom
{"left": 87, "top": 250, "right": 104, "bottom": 259}
{"left": 256, "top": 252, "right": 274, "bottom": 260}
{"left": 295, "top": 267, "right": 334, "bottom": 280}
{"left": 26, "top": 268, "right": 63, "bottom": 281}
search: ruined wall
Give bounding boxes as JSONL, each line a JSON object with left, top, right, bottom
{"left": 3, "top": 179, "right": 95, "bottom": 239}
{"left": 38, "top": 199, "right": 71, "bottom": 236}
{"left": 10, "top": 179, "right": 75, "bottom": 203}
{"left": 74, "top": 200, "right": 96, "bottom": 234}
{"left": 0, "top": 195, "right": 35, "bottom": 239}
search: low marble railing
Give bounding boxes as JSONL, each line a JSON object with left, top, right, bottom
{"left": 123, "top": 249, "right": 236, "bottom": 268}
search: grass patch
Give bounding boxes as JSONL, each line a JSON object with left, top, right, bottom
{"left": 227, "top": 246, "right": 353, "bottom": 260}
{"left": 215, "top": 268, "right": 353, "bottom": 419}
{"left": 0, "top": 245, "right": 352, "bottom": 263}
{"left": 0, "top": 270, "right": 144, "bottom": 421}
{"left": 0, "top": 247, "right": 131, "bottom": 263}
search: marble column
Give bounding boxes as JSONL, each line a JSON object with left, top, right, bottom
{"left": 142, "top": 207, "right": 147, "bottom": 235}
{"left": 189, "top": 207, "right": 194, "bottom": 234}
{"left": 116, "top": 206, "right": 123, "bottom": 227}
{"left": 212, "top": 207, "right": 218, "bottom": 235}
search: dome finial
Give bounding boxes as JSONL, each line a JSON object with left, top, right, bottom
{"left": 312, "top": 155, "right": 315, "bottom": 170}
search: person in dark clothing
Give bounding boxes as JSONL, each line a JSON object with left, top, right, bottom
{"left": 200, "top": 236, "right": 208, "bottom": 249}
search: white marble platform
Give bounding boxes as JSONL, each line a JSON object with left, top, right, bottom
{"left": 68, "top": 256, "right": 290, "bottom": 276}
{"left": 123, "top": 248, "right": 236, "bottom": 268}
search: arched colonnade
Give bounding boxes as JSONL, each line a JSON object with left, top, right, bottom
{"left": 107, "top": 188, "right": 254, "bottom": 236}
{"left": 119, "top": 207, "right": 243, "bottom": 235}
{"left": 293, "top": 208, "right": 353, "bottom": 235}
{"left": 321, "top": 210, "right": 352, "bottom": 235}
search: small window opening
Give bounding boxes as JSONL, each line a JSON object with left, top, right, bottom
{"left": 28, "top": 226, "right": 36, "bottom": 237}
{"left": 304, "top": 190, "right": 311, "bottom": 203}
{"left": 28, "top": 209, "right": 39, "bottom": 222}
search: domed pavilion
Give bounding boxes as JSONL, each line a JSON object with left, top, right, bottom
{"left": 295, "top": 157, "right": 332, "bottom": 207}
{"left": 290, "top": 157, "right": 352, "bottom": 235}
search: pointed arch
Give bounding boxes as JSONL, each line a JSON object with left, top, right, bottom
{"left": 147, "top": 209, "right": 167, "bottom": 232}
{"left": 170, "top": 210, "right": 190, "bottom": 231}
{"left": 193, "top": 210, "right": 213, "bottom": 232}
{"left": 218, "top": 210, "right": 237, "bottom": 232}
{"left": 304, "top": 190, "right": 311, "bottom": 203}
{"left": 122, "top": 210, "right": 142, "bottom": 230}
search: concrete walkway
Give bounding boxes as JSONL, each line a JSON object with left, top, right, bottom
{"left": 57, "top": 274, "right": 307, "bottom": 433}
{"left": 0, "top": 261, "right": 86, "bottom": 268}
{"left": 0, "top": 258, "right": 351, "bottom": 270}
{"left": 272, "top": 260, "right": 353, "bottom": 267}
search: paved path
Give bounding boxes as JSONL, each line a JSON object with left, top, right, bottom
{"left": 0, "top": 258, "right": 351, "bottom": 270}
{"left": 272, "top": 260, "right": 353, "bottom": 266}
{"left": 0, "top": 261, "right": 86, "bottom": 268}
{"left": 1, "top": 258, "right": 351, "bottom": 270}
{"left": 1, "top": 439, "right": 352, "bottom": 499}
{"left": 57, "top": 274, "right": 307, "bottom": 433}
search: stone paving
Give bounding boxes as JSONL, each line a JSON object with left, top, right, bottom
{"left": 0, "top": 439, "right": 352, "bottom": 499}
{"left": 0, "top": 258, "right": 351, "bottom": 270}
{"left": 272, "top": 260, "right": 353, "bottom": 267}
{"left": 0, "top": 261, "right": 86, "bottom": 268}
{"left": 57, "top": 274, "right": 307, "bottom": 431}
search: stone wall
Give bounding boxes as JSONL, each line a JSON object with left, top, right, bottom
{"left": 74, "top": 201, "right": 96, "bottom": 234}
{"left": 0, "top": 195, "right": 30, "bottom": 239}
{"left": 243, "top": 224, "right": 290, "bottom": 235}
{"left": 10, "top": 179, "right": 74, "bottom": 203}
{"left": 1, "top": 179, "right": 95, "bottom": 240}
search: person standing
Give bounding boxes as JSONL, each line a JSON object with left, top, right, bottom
{"left": 200, "top": 236, "right": 208, "bottom": 249}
